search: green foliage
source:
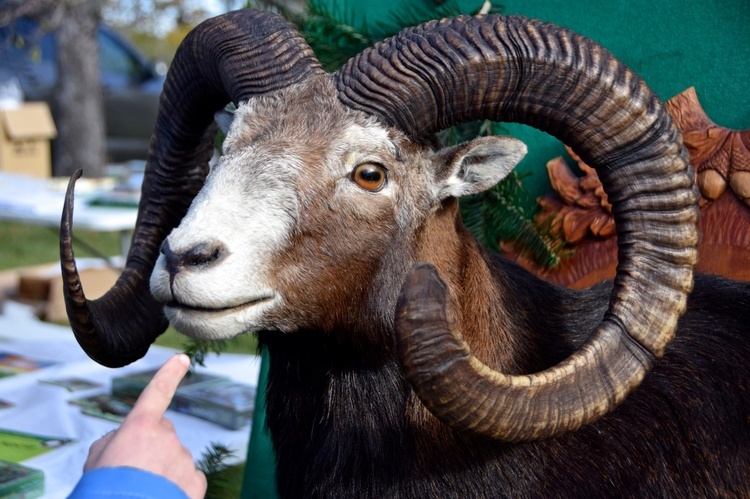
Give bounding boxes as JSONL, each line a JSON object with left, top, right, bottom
{"left": 198, "top": 442, "right": 235, "bottom": 476}
{"left": 368, "top": 0, "right": 503, "bottom": 41}
{"left": 182, "top": 338, "right": 232, "bottom": 368}
{"left": 295, "top": 0, "right": 373, "bottom": 72}
{"left": 179, "top": 333, "right": 259, "bottom": 368}
{"left": 293, "top": 1, "right": 504, "bottom": 72}
{"left": 123, "top": 29, "right": 180, "bottom": 63}
{"left": 198, "top": 442, "right": 244, "bottom": 499}
{"left": 440, "top": 121, "right": 568, "bottom": 269}
{"left": 459, "top": 171, "right": 568, "bottom": 268}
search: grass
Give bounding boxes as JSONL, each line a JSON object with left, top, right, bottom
{"left": 0, "top": 221, "right": 122, "bottom": 271}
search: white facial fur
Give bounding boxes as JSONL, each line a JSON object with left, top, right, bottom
{"left": 149, "top": 153, "right": 298, "bottom": 339}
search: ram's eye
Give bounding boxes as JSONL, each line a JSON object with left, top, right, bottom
{"left": 350, "top": 163, "right": 387, "bottom": 192}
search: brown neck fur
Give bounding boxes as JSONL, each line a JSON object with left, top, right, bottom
{"left": 413, "top": 198, "right": 523, "bottom": 373}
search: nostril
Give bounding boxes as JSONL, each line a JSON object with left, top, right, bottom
{"left": 183, "top": 242, "right": 228, "bottom": 269}
{"left": 161, "top": 240, "right": 228, "bottom": 277}
{"left": 161, "top": 240, "right": 181, "bottom": 277}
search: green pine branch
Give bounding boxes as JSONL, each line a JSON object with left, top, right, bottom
{"left": 292, "top": 1, "right": 505, "bottom": 72}
{"left": 198, "top": 442, "right": 235, "bottom": 476}
{"left": 297, "top": 0, "right": 373, "bottom": 72}
{"left": 198, "top": 442, "right": 242, "bottom": 499}
{"left": 182, "top": 338, "right": 232, "bottom": 368}
{"left": 459, "top": 173, "right": 569, "bottom": 269}
{"left": 448, "top": 120, "right": 568, "bottom": 269}
{"left": 370, "top": 0, "right": 504, "bottom": 40}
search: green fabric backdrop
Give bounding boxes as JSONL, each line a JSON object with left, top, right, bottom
{"left": 240, "top": 347, "right": 277, "bottom": 498}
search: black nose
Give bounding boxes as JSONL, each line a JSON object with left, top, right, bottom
{"left": 160, "top": 239, "right": 228, "bottom": 277}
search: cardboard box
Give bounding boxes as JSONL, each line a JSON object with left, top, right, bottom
{"left": 46, "top": 266, "right": 120, "bottom": 323}
{"left": 0, "top": 102, "right": 57, "bottom": 178}
{"left": 14, "top": 260, "right": 119, "bottom": 323}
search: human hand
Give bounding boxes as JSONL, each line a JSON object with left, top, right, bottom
{"left": 84, "top": 354, "right": 207, "bottom": 499}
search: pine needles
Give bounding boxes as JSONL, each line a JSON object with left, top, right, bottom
{"left": 297, "top": 0, "right": 372, "bottom": 71}
{"left": 198, "top": 442, "right": 235, "bottom": 476}
{"left": 198, "top": 442, "right": 244, "bottom": 499}
{"left": 182, "top": 338, "right": 233, "bottom": 368}
{"left": 441, "top": 121, "right": 568, "bottom": 269}
{"left": 294, "top": 1, "right": 504, "bottom": 71}
{"left": 459, "top": 171, "right": 568, "bottom": 269}
{"left": 368, "top": 0, "right": 503, "bottom": 41}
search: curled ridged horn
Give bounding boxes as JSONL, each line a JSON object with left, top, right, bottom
{"left": 335, "top": 15, "right": 699, "bottom": 441}
{"left": 61, "top": 10, "right": 324, "bottom": 367}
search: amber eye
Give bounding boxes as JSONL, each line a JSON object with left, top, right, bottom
{"left": 350, "top": 163, "right": 387, "bottom": 192}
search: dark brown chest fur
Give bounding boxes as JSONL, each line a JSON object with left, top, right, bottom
{"left": 260, "top": 270, "right": 750, "bottom": 498}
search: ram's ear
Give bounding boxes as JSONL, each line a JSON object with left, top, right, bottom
{"left": 435, "top": 136, "right": 527, "bottom": 199}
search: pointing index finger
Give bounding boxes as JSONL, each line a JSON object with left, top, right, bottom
{"left": 128, "top": 354, "right": 191, "bottom": 420}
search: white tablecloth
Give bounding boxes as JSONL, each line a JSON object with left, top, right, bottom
{"left": 0, "top": 171, "right": 139, "bottom": 256}
{"left": 0, "top": 171, "right": 138, "bottom": 231}
{"left": 0, "top": 302, "right": 260, "bottom": 498}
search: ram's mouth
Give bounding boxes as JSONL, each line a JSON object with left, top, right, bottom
{"left": 166, "top": 294, "right": 275, "bottom": 315}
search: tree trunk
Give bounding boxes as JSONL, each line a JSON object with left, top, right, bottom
{"left": 54, "top": 0, "right": 105, "bottom": 178}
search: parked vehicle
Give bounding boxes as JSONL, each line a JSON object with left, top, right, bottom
{"left": 0, "top": 15, "right": 165, "bottom": 163}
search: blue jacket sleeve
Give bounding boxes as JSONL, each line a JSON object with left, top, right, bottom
{"left": 68, "top": 467, "right": 189, "bottom": 498}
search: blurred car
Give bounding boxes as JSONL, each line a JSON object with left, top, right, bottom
{"left": 0, "top": 15, "right": 165, "bottom": 163}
